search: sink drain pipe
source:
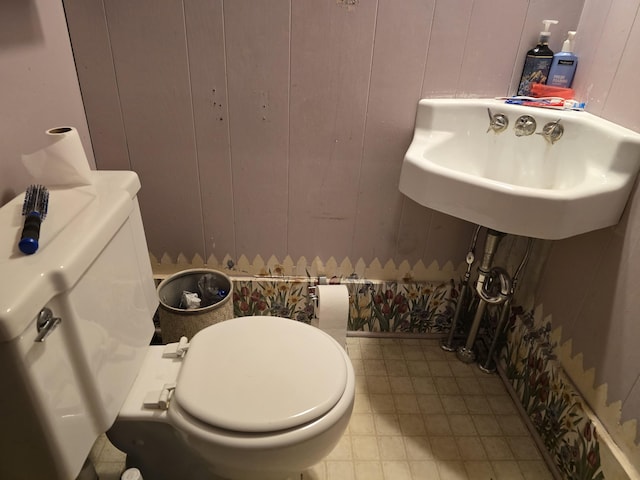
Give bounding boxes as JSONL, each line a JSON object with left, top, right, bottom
{"left": 479, "top": 238, "right": 533, "bottom": 373}
{"left": 456, "top": 229, "right": 509, "bottom": 364}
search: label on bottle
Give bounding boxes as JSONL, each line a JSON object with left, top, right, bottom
{"left": 517, "top": 55, "right": 553, "bottom": 96}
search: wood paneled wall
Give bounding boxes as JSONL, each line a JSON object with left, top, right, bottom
{"left": 63, "top": 0, "right": 584, "bottom": 267}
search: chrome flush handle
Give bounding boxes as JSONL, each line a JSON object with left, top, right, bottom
{"left": 34, "top": 307, "right": 62, "bottom": 342}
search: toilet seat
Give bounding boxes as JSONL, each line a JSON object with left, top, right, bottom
{"left": 174, "top": 316, "right": 348, "bottom": 433}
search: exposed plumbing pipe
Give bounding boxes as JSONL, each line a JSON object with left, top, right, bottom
{"left": 456, "top": 229, "right": 508, "bottom": 364}
{"left": 441, "top": 225, "right": 482, "bottom": 352}
{"left": 479, "top": 238, "right": 534, "bottom": 373}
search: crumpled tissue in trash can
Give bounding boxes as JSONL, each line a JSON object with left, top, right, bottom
{"left": 180, "top": 290, "right": 201, "bottom": 309}
{"left": 197, "top": 274, "right": 226, "bottom": 306}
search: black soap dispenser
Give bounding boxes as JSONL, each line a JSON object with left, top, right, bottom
{"left": 517, "top": 19, "right": 558, "bottom": 96}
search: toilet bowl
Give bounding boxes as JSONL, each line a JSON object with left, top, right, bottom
{"left": 108, "top": 315, "right": 355, "bottom": 480}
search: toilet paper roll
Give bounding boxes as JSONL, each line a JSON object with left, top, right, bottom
{"left": 313, "top": 284, "right": 349, "bottom": 350}
{"left": 21, "top": 126, "right": 93, "bottom": 186}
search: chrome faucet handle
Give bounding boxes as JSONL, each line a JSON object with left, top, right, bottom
{"left": 486, "top": 108, "right": 508, "bottom": 134}
{"left": 514, "top": 115, "right": 537, "bottom": 136}
{"left": 538, "top": 119, "right": 564, "bottom": 144}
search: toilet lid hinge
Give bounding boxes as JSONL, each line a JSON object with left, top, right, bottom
{"left": 162, "top": 336, "right": 190, "bottom": 358}
{"left": 143, "top": 383, "right": 177, "bottom": 410}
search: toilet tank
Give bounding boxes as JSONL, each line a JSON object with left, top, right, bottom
{"left": 0, "top": 171, "right": 157, "bottom": 480}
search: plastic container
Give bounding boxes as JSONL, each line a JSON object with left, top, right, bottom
{"left": 548, "top": 31, "right": 578, "bottom": 88}
{"left": 157, "top": 269, "right": 233, "bottom": 343}
{"left": 517, "top": 19, "right": 558, "bottom": 96}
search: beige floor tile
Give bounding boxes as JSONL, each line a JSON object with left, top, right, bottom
{"left": 491, "top": 460, "right": 525, "bottom": 480}
{"left": 389, "top": 376, "right": 414, "bottom": 394}
{"left": 349, "top": 413, "right": 376, "bottom": 435}
{"left": 364, "top": 359, "right": 388, "bottom": 376}
{"left": 381, "top": 344, "right": 404, "bottom": 359}
{"left": 326, "top": 461, "right": 355, "bottom": 480}
{"left": 456, "top": 436, "right": 487, "bottom": 461}
{"left": 398, "top": 413, "right": 428, "bottom": 436}
{"left": 424, "top": 413, "right": 453, "bottom": 436}
{"left": 437, "top": 460, "right": 469, "bottom": 480}
{"left": 456, "top": 377, "right": 484, "bottom": 395}
{"left": 417, "top": 394, "right": 445, "bottom": 414}
{"left": 394, "top": 394, "right": 420, "bottom": 414}
{"left": 412, "top": 376, "right": 438, "bottom": 395}
{"left": 401, "top": 345, "right": 425, "bottom": 361}
{"left": 404, "top": 436, "right": 435, "bottom": 461}
{"left": 481, "top": 436, "right": 514, "bottom": 460}
{"left": 374, "top": 413, "right": 401, "bottom": 435}
{"left": 385, "top": 358, "right": 410, "bottom": 376}
{"left": 464, "top": 460, "right": 495, "bottom": 480}
{"left": 407, "top": 359, "right": 432, "bottom": 377}
{"left": 448, "top": 361, "right": 476, "bottom": 378}
{"left": 354, "top": 461, "right": 383, "bottom": 480}
{"left": 464, "top": 395, "right": 492, "bottom": 414}
{"left": 431, "top": 436, "right": 461, "bottom": 460}
{"left": 448, "top": 414, "right": 478, "bottom": 436}
{"left": 487, "top": 395, "right": 518, "bottom": 415}
{"left": 441, "top": 395, "right": 469, "bottom": 414}
{"left": 366, "top": 375, "right": 391, "bottom": 394}
{"left": 496, "top": 414, "right": 528, "bottom": 435}
{"left": 428, "top": 360, "right": 454, "bottom": 377}
{"left": 370, "top": 393, "right": 396, "bottom": 413}
{"left": 381, "top": 461, "right": 412, "bottom": 480}
{"left": 409, "top": 460, "right": 441, "bottom": 479}
{"left": 435, "top": 376, "right": 461, "bottom": 395}
{"left": 507, "top": 437, "right": 543, "bottom": 460}
{"left": 378, "top": 436, "right": 407, "bottom": 460}
{"left": 518, "top": 460, "right": 554, "bottom": 480}
{"left": 352, "top": 436, "right": 380, "bottom": 461}
{"left": 471, "top": 414, "right": 502, "bottom": 436}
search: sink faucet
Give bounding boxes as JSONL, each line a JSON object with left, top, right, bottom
{"left": 514, "top": 115, "right": 537, "bottom": 136}
{"left": 486, "top": 108, "right": 508, "bottom": 134}
{"left": 538, "top": 119, "right": 564, "bottom": 144}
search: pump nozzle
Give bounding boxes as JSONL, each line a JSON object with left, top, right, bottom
{"left": 566, "top": 31, "right": 576, "bottom": 51}
{"left": 540, "top": 19, "right": 559, "bottom": 43}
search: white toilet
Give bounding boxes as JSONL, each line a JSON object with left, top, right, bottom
{"left": 0, "top": 171, "right": 354, "bottom": 480}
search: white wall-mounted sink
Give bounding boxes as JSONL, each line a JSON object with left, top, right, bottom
{"left": 399, "top": 99, "right": 640, "bottom": 239}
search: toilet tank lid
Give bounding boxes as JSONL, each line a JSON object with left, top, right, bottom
{"left": 174, "top": 316, "right": 349, "bottom": 433}
{"left": 0, "top": 171, "right": 142, "bottom": 342}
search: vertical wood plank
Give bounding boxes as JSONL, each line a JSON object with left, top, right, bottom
{"left": 457, "top": 0, "right": 528, "bottom": 97}
{"left": 104, "top": 0, "right": 204, "bottom": 260}
{"left": 421, "top": 0, "right": 473, "bottom": 97}
{"left": 184, "top": 0, "right": 235, "bottom": 262}
{"left": 63, "top": 0, "right": 129, "bottom": 170}
{"left": 288, "top": 0, "right": 377, "bottom": 262}
{"left": 601, "top": 3, "right": 640, "bottom": 131}
{"left": 570, "top": 0, "right": 613, "bottom": 105}
{"left": 352, "top": 0, "right": 435, "bottom": 265}
{"left": 224, "top": 0, "right": 290, "bottom": 261}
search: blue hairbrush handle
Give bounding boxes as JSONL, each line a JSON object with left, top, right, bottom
{"left": 19, "top": 212, "right": 43, "bottom": 255}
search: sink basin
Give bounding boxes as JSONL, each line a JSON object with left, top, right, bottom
{"left": 399, "top": 99, "right": 640, "bottom": 239}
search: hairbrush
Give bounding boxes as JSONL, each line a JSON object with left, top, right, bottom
{"left": 19, "top": 185, "right": 49, "bottom": 255}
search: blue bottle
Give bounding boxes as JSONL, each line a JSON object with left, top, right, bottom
{"left": 517, "top": 20, "right": 558, "bottom": 96}
{"left": 548, "top": 31, "right": 578, "bottom": 88}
